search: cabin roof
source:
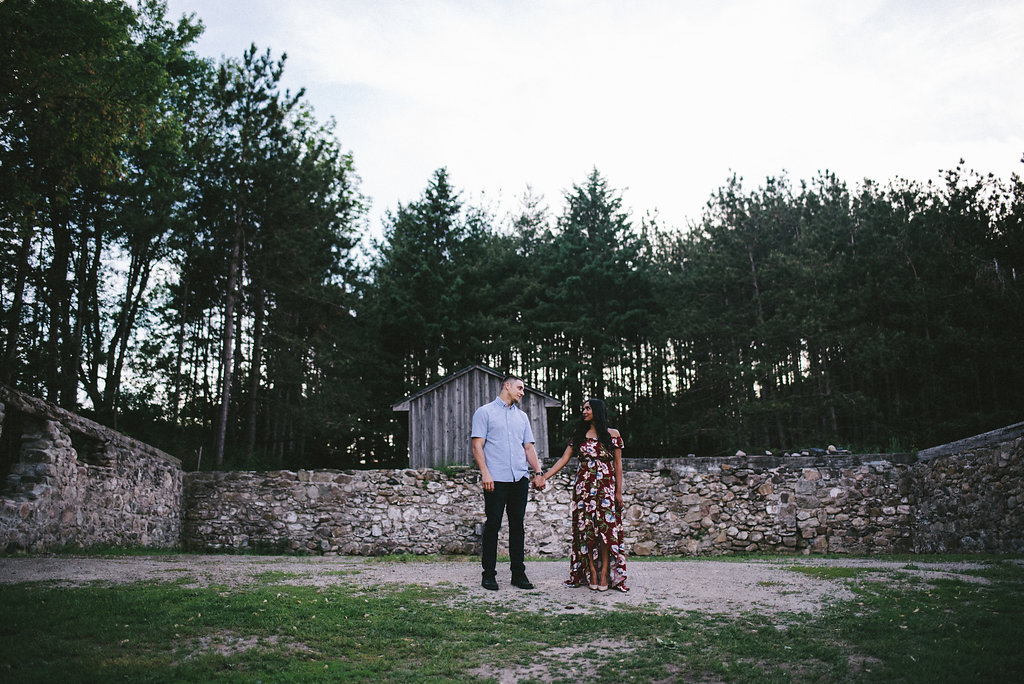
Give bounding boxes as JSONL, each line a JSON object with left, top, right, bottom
{"left": 390, "top": 364, "right": 562, "bottom": 412}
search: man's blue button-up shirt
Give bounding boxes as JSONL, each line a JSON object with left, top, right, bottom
{"left": 471, "top": 397, "right": 536, "bottom": 482}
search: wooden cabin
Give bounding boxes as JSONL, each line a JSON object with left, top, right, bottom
{"left": 391, "top": 365, "right": 563, "bottom": 469}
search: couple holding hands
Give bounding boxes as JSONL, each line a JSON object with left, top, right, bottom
{"left": 471, "top": 375, "right": 629, "bottom": 593}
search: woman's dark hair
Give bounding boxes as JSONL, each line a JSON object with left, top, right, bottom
{"left": 571, "top": 398, "right": 615, "bottom": 454}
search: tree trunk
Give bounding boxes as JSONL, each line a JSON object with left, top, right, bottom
{"left": 169, "top": 276, "right": 190, "bottom": 426}
{"left": 214, "top": 223, "right": 244, "bottom": 468}
{"left": 245, "top": 285, "right": 265, "bottom": 465}
{"left": 73, "top": 213, "right": 102, "bottom": 412}
{"left": 46, "top": 215, "right": 72, "bottom": 406}
{"left": 104, "top": 245, "right": 155, "bottom": 424}
{"left": 1, "top": 209, "right": 35, "bottom": 384}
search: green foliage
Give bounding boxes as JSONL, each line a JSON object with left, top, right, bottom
{"left": 367, "top": 167, "right": 483, "bottom": 391}
{"left": 0, "top": 0, "right": 204, "bottom": 408}
{"left": 528, "top": 169, "right": 658, "bottom": 427}
{"left": 651, "top": 167, "right": 1024, "bottom": 455}
{"left": 434, "top": 463, "right": 472, "bottom": 477}
{"left": 2, "top": 0, "right": 1023, "bottom": 469}
{"left": 143, "top": 42, "right": 365, "bottom": 469}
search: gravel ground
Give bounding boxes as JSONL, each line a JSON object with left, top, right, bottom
{"left": 0, "top": 554, "right": 993, "bottom": 616}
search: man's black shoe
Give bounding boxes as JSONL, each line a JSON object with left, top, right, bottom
{"left": 482, "top": 577, "right": 499, "bottom": 591}
{"left": 511, "top": 575, "right": 534, "bottom": 590}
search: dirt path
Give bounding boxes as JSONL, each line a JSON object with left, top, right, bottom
{"left": 0, "top": 554, "right": 990, "bottom": 617}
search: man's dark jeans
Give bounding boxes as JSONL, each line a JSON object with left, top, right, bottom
{"left": 481, "top": 477, "right": 529, "bottom": 579}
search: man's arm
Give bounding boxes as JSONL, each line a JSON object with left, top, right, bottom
{"left": 525, "top": 442, "right": 545, "bottom": 490}
{"left": 472, "top": 437, "right": 493, "bottom": 492}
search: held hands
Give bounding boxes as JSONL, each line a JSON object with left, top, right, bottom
{"left": 481, "top": 472, "right": 544, "bottom": 492}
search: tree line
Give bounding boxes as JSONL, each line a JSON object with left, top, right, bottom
{"left": 3, "top": 0, "right": 1023, "bottom": 470}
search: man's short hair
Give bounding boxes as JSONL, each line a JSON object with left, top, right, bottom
{"left": 502, "top": 374, "right": 523, "bottom": 387}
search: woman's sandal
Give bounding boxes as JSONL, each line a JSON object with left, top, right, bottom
{"left": 589, "top": 583, "right": 599, "bottom": 590}
{"left": 597, "top": 584, "right": 609, "bottom": 592}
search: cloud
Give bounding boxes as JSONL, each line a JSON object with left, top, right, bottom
{"left": 169, "top": 0, "right": 1024, "bottom": 231}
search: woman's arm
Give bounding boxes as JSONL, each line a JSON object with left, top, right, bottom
{"left": 540, "top": 444, "right": 574, "bottom": 484}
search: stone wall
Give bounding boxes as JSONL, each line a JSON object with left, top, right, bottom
{"left": 183, "top": 468, "right": 484, "bottom": 555}
{"left": 3, "top": 382, "right": 1021, "bottom": 557}
{"left": 0, "top": 385, "right": 183, "bottom": 551}
{"left": 618, "top": 459, "right": 915, "bottom": 556}
{"left": 909, "top": 429, "right": 1024, "bottom": 553}
{"left": 182, "top": 426, "right": 1023, "bottom": 556}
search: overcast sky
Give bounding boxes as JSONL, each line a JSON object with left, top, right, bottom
{"left": 164, "top": 0, "right": 1024, "bottom": 235}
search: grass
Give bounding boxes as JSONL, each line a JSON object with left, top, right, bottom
{"left": 635, "top": 551, "right": 1018, "bottom": 564}
{"left": 787, "top": 566, "right": 874, "bottom": 580}
{"left": 252, "top": 571, "right": 304, "bottom": 583}
{"left": 2, "top": 544, "right": 192, "bottom": 557}
{"left": 1, "top": 556, "right": 1022, "bottom": 682}
{"left": 364, "top": 553, "right": 467, "bottom": 564}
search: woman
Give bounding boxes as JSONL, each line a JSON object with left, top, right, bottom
{"left": 539, "top": 398, "right": 629, "bottom": 592}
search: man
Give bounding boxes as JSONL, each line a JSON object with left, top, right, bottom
{"left": 471, "top": 374, "right": 546, "bottom": 590}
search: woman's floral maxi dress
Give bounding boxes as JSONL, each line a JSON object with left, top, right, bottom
{"left": 565, "top": 435, "right": 629, "bottom": 590}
